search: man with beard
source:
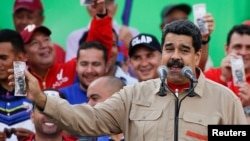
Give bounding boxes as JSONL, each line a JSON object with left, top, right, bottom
{"left": 12, "top": 20, "right": 247, "bottom": 140}
{"left": 59, "top": 41, "right": 109, "bottom": 105}
{"left": 78, "top": 29, "right": 138, "bottom": 85}
{"left": 58, "top": 0, "right": 112, "bottom": 104}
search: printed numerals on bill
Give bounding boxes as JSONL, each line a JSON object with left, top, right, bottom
{"left": 13, "top": 61, "right": 27, "bottom": 96}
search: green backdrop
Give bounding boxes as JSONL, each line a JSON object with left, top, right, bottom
{"left": 1, "top": 0, "right": 250, "bottom": 67}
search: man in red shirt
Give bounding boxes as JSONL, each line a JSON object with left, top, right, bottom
{"left": 205, "top": 24, "right": 250, "bottom": 108}
{"left": 20, "top": 24, "right": 76, "bottom": 89}
{"left": 19, "top": 0, "right": 113, "bottom": 90}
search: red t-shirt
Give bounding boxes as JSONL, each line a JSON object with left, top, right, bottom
{"left": 29, "top": 16, "right": 112, "bottom": 90}
{"left": 54, "top": 43, "right": 65, "bottom": 64}
{"left": 29, "top": 58, "right": 77, "bottom": 90}
{"left": 86, "top": 16, "right": 113, "bottom": 60}
{"left": 204, "top": 68, "right": 250, "bottom": 98}
{"left": 21, "top": 134, "right": 78, "bottom": 141}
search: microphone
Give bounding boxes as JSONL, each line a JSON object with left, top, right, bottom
{"left": 157, "top": 66, "right": 168, "bottom": 81}
{"left": 181, "top": 66, "right": 198, "bottom": 83}
{"left": 157, "top": 66, "right": 168, "bottom": 96}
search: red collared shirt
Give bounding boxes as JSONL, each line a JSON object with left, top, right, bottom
{"left": 21, "top": 134, "right": 78, "bottom": 141}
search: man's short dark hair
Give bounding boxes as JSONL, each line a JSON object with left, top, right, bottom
{"left": 162, "top": 20, "right": 202, "bottom": 52}
{"left": 0, "top": 29, "right": 25, "bottom": 54}
{"left": 77, "top": 41, "right": 108, "bottom": 63}
{"left": 161, "top": 3, "right": 191, "bottom": 23}
{"left": 226, "top": 24, "right": 250, "bottom": 45}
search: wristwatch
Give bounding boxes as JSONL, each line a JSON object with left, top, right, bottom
{"left": 201, "top": 35, "right": 210, "bottom": 45}
{"left": 96, "top": 8, "right": 108, "bottom": 18}
{"left": 243, "top": 106, "right": 250, "bottom": 117}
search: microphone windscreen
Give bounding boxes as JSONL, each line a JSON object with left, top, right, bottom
{"left": 157, "top": 66, "right": 168, "bottom": 80}
{"left": 181, "top": 66, "right": 192, "bottom": 77}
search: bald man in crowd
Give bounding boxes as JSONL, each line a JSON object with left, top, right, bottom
{"left": 87, "top": 76, "right": 125, "bottom": 141}
{"left": 87, "top": 76, "right": 125, "bottom": 106}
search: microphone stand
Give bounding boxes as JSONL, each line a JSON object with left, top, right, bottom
{"left": 165, "top": 81, "right": 198, "bottom": 141}
{"left": 174, "top": 89, "right": 179, "bottom": 141}
{"left": 158, "top": 81, "right": 166, "bottom": 96}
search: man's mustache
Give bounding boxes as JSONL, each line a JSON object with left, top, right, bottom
{"left": 167, "top": 60, "right": 184, "bottom": 68}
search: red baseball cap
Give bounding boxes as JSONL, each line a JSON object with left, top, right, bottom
{"left": 20, "top": 24, "right": 51, "bottom": 44}
{"left": 14, "top": 0, "right": 43, "bottom": 12}
{"left": 243, "top": 20, "right": 250, "bottom": 26}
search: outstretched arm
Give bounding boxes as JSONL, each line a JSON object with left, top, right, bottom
{"left": 86, "top": 0, "right": 113, "bottom": 60}
{"left": 199, "top": 13, "right": 214, "bottom": 71}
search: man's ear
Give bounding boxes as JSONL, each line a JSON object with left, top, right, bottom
{"left": 38, "top": 15, "right": 44, "bottom": 25}
{"left": 224, "top": 44, "right": 230, "bottom": 55}
{"left": 12, "top": 13, "right": 15, "bottom": 22}
{"left": 160, "top": 23, "right": 164, "bottom": 30}
{"left": 195, "top": 49, "right": 202, "bottom": 67}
